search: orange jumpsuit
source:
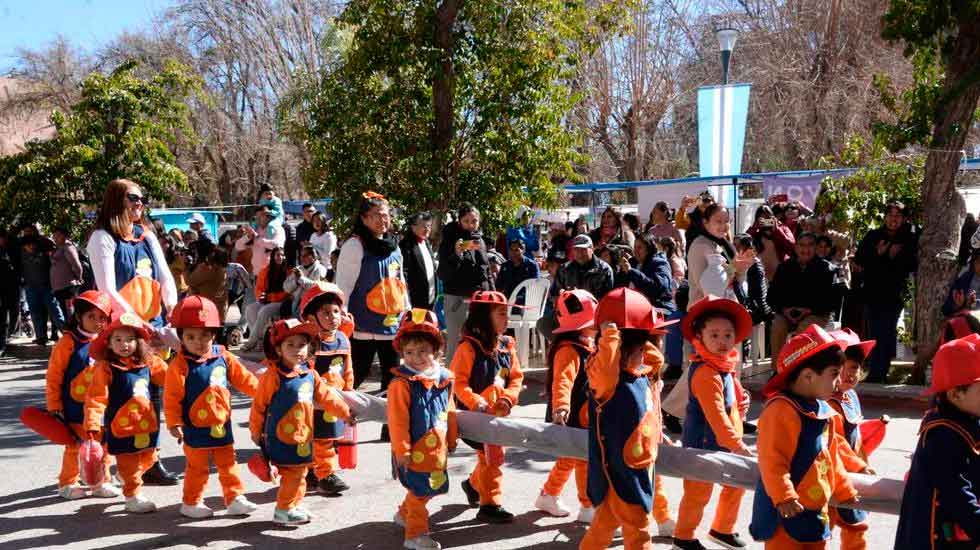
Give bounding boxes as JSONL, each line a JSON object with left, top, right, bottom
{"left": 753, "top": 396, "right": 858, "bottom": 550}
{"left": 84, "top": 355, "right": 168, "bottom": 498}
{"left": 164, "top": 345, "right": 258, "bottom": 506}
{"left": 46, "top": 331, "right": 112, "bottom": 487}
{"left": 580, "top": 327, "right": 663, "bottom": 550}
{"left": 541, "top": 342, "right": 592, "bottom": 508}
{"left": 249, "top": 362, "right": 350, "bottom": 511}
{"left": 451, "top": 335, "right": 523, "bottom": 506}
{"left": 311, "top": 331, "right": 354, "bottom": 480}
{"left": 675, "top": 363, "right": 748, "bottom": 541}
{"left": 827, "top": 397, "right": 870, "bottom": 550}
{"left": 388, "top": 364, "right": 459, "bottom": 540}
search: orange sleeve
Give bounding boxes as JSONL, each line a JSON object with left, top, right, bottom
{"left": 84, "top": 363, "right": 112, "bottom": 433}
{"left": 343, "top": 353, "right": 354, "bottom": 391}
{"left": 829, "top": 427, "right": 860, "bottom": 502}
{"left": 255, "top": 269, "right": 268, "bottom": 298}
{"left": 314, "top": 374, "right": 350, "bottom": 419}
{"left": 163, "top": 358, "right": 186, "bottom": 429}
{"left": 148, "top": 355, "right": 168, "bottom": 387}
{"left": 249, "top": 370, "right": 278, "bottom": 442}
{"left": 757, "top": 399, "right": 802, "bottom": 505}
{"left": 225, "top": 351, "right": 259, "bottom": 398}
{"left": 831, "top": 416, "right": 868, "bottom": 472}
{"left": 451, "top": 341, "right": 486, "bottom": 411}
{"left": 643, "top": 341, "right": 665, "bottom": 378}
{"left": 675, "top": 208, "right": 691, "bottom": 230}
{"left": 446, "top": 386, "right": 458, "bottom": 451}
{"left": 386, "top": 379, "right": 412, "bottom": 461}
{"left": 586, "top": 326, "right": 622, "bottom": 404}
{"left": 45, "top": 336, "right": 74, "bottom": 412}
{"left": 500, "top": 343, "right": 524, "bottom": 407}
{"left": 551, "top": 346, "right": 580, "bottom": 412}
{"left": 690, "top": 367, "right": 746, "bottom": 453}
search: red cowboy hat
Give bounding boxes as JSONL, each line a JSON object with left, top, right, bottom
{"left": 829, "top": 328, "right": 875, "bottom": 362}
{"left": 90, "top": 312, "right": 153, "bottom": 361}
{"left": 682, "top": 295, "right": 753, "bottom": 343}
{"left": 393, "top": 308, "right": 445, "bottom": 353}
{"left": 924, "top": 333, "right": 980, "bottom": 395}
{"left": 72, "top": 290, "right": 113, "bottom": 318}
{"left": 595, "top": 287, "right": 677, "bottom": 334}
{"left": 170, "top": 295, "right": 221, "bottom": 329}
{"left": 467, "top": 290, "right": 525, "bottom": 309}
{"left": 299, "top": 282, "right": 346, "bottom": 318}
{"left": 763, "top": 324, "right": 845, "bottom": 398}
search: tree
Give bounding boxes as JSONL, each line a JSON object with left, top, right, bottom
{"left": 878, "top": 0, "right": 980, "bottom": 383}
{"left": 0, "top": 60, "right": 201, "bottom": 236}
{"left": 280, "top": 0, "right": 627, "bottom": 233}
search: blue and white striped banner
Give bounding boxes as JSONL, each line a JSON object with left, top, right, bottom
{"left": 697, "top": 83, "right": 751, "bottom": 180}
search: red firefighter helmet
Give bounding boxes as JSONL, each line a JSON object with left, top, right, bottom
{"left": 393, "top": 308, "right": 444, "bottom": 353}
{"left": 170, "top": 295, "right": 221, "bottom": 329}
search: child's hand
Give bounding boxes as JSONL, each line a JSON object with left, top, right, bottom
{"left": 492, "top": 399, "right": 512, "bottom": 417}
{"left": 733, "top": 446, "right": 754, "bottom": 457}
{"left": 50, "top": 410, "right": 64, "bottom": 421}
{"left": 394, "top": 453, "right": 408, "bottom": 468}
{"left": 346, "top": 414, "right": 357, "bottom": 425}
{"left": 600, "top": 321, "right": 617, "bottom": 332}
{"left": 169, "top": 426, "right": 184, "bottom": 444}
{"left": 776, "top": 499, "right": 804, "bottom": 519}
{"left": 552, "top": 408, "right": 569, "bottom": 425}
{"left": 87, "top": 430, "right": 99, "bottom": 440}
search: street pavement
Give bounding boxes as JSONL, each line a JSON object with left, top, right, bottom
{"left": 0, "top": 349, "right": 922, "bottom": 549}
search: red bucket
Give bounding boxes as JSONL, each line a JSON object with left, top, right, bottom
{"left": 337, "top": 424, "right": 358, "bottom": 470}
{"left": 78, "top": 439, "right": 106, "bottom": 486}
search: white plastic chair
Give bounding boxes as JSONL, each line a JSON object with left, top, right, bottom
{"left": 506, "top": 278, "right": 552, "bottom": 368}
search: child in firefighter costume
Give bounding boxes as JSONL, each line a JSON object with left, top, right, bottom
{"left": 83, "top": 312, "right": 169, "bottom": 513}
{"left": 248, "top": 318, "right": 351, "bottom": 525}
{"left": 535, "top": 289, "right": 598, "bottom": 522}
{"left": 451, "top": 290, "right": 524, "bottom": 524}
{"left": 163, "top": 296, "right": 260, "bottom": 519}
{"left": 298, "top": 282, "right": 355, "bottom": 495}
{"left": 580, "top": 287, "right": 676, "bottom": 550}
{"left": 749, "top": 325, "right": 860, "bottom": 549}
{"left": 826, "top": 328, "right": 877, "bottom": 550}
{"left": 46, "top": 290, "right": 120, "bottom": 500}
{"left": 673, "top": 295, "right": 754, "bottom": 550}
{"left": 895, "top": 333, "right": 980, "bottom": 549}
{"left": 388, "top": 308, "right": 458, "bottom": 550}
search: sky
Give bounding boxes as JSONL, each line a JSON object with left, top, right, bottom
{"left": 0, "top": 0, "right": 173, "bottom": 72}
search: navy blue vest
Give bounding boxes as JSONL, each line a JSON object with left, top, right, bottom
{"left": 586, "top": 370, "right": 655, "bottom": 512}
{"left": 682, "top": 361, "right": 736, "bottom": 451}
{"left": 347, "top": 240, "right": 406, "bottom": 335}
{"left": 750, "top": 394, "right": 836, "bottom": 543}
{"left": 104, "top": 364, "right": 160, "bottom": 455}
{"left": 313, "top": 333, "right": 351, "bottom": 440}
{"left": 456, "top": 336, "right": 513, "bottom": 451}
{"left": 180, "top": 346, "right": 235, "bottom": 449}
{"left": 394, "top": 365, "right": 454, "bottom": 498}
{"left": 61, "top": 332, "right": 94, "bottom": 424}
{"left": 544, "top": 342, "right": 591, "bottom": 429}
{"left": 264, "top": 364, "right": 317, "bottom": 465}
{"left": 828, "top": 389, "right": 867, "bottom": 525}
{"left": 112, "top": 225, "right": 164, "bottom": 327}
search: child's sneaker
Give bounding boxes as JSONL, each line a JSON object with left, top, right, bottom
{"left": 58, "top": 484, "right": 87, "bottom": 500}
{"left": 672, "top": 538, "right": 707, "bottom": 550}
{"left": 461, "top": 479, "right": 480, "bottom": 507}
{"left": 476, "top": 504, "right": 514, "bottom": 524}
{"left": 318, "top": 473, "right": 350, "bottom": 495}
{"left": 393, "top": 511, "right": 406, "bottom": 527}
{"left": 404, "top": 534, "right": 442, "bottom": 549}
{"left": 226, "top": 495, "right": 259, "bottom": 516}
{"left": 657, "top": 518, "right": 676, "bottom": 537}
{"left": 707, "top": 530, "right": 747, "bottom": 549}
{"left": 575, "top": 506, "right": 595, "bottom": 524}
{"left": 273, "top": 507, "right": 311, "bottom": 525}
{"left": 90, "top": 484, "right": 121, "bottom": 498}
{"left": 124, "top": 494, "right": 157, "bottom": 513}
{"left": 180, "top": 502, "right": 214, "bottom": 519}
{"left": 533, "top": 492, "right": 571, "bottom": 517}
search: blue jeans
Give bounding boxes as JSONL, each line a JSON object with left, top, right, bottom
{"left": 864, "top": 303, "right": 902, "bottom": 382}
{"left": 25, "top": 286, "right": 64, "bottom": 344}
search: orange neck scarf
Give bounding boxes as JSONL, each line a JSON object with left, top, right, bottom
{"left": 691, "top": 339, "right": 738, "bottom": 374}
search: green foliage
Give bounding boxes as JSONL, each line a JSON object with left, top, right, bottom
{"left": 815, "top": 135, "right": 924, "bottom": 240}
{"left": 279, "top": 0, "right": 627, "bottom": 234}
{"left": 0, "top": 60, "right": 201, "bottom": 237}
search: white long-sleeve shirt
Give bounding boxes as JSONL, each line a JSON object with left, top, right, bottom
{"left": 86, "top": 229, "right": 178, "bottom": 315}
{"left": 335, "top": 236, "right": 410, "bottom": 341}
{"left": 310, "top": 231, "right": 337, "bottom": 268}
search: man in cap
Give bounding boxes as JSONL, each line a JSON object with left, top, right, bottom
{"left": 185, "top": 213, "right": 215, "bottom": 245}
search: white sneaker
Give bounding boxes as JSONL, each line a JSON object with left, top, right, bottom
{"left": 534, "top": 492, "right": 571, "bottom": 517}
{"left": 226, "top": 495, "right": 259, "bottom": 516}
{"left": 180, "top": 502, "right": 214, "bottom": 519}
{"left": 393, "top": 511, "right": 406, "bottom": 527}
{"left": 90, "top": 484, "right": 121, "bottom": 498}
{"left": 58, "top": 484, "right": 87, "bottom": 500}
{"left": 575, "top": 506, "right": 595, "bottom": 524}
{"left": 657, "top": 518, "right": 676, "bottom": 537}
{"left": 404, "top": 534, "right": 442, "bottom": 549}
{"left": 125, "top": 495, "right": 157, "bottom": 513}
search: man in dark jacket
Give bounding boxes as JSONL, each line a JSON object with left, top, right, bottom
{"left": 21, "top": 236, "right": 65, "bottom": 346}
{"left": 767, "top": 232, "right": 836, "bottom": 359}
{"left": 496, "top": 239, "right": 540, "bottom": 304}
{"left": 554, "top": 234, "right": 614, "bottom": 300}
{"left": 853, "top": 201, "right": 918, "bottom": 382}
{"left": 399, "top": 212, "right": 437, "bottom": 310}
{"left": 295, "top": 202, "right": 317, "bottom": 245}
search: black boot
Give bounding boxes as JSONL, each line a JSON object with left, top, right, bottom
{"left": 662, "top": 411, "right": 683, "bottom": 435}
{"left": 318, "top": 473, "right": 350, "bottom": 495}
{"left": 306, "top": 469, "right": 319, "bottom": 492}
{"left": 379, "top": 424, "right": 390, "bottom": 442}
{"left": 741, "top": 420, "right": 757, "bottom": 434}
{"left": 672, "top": 538, "right": 707, "bottom": 550}
{"left": 461, "top": 479, "right": 480, "bottom": 507}
{"left": 707, "top": 530, "right": 748, "bottom": 549}
{"left": 142, "top": 460, "right": 180, "bottom": 486}
{"left": 476, "top": 504, "right": 515, "bottom": 524}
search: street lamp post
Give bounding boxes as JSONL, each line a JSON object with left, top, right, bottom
{"left": 716, "top": 27, "right": 738, "bottom": 85}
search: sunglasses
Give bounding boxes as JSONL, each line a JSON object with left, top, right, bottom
{"left": 125, "top": 193, "right": 145, "bottom": 204}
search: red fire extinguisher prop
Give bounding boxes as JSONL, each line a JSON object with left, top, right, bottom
{"left": 337, "top": 424, "right": 358, "bottom": 470}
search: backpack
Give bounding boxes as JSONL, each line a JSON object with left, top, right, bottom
{"left": 78, "top": 249, "right": 96, "bottom": 292}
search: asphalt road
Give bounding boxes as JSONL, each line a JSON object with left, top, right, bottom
{"left": 0, "top": 351, "right": 924, "bottom": 549}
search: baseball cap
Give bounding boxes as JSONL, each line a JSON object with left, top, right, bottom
{"left": 570, "top": 234, "right": 593, "bottom": 249}
{"left": 186, "top": 213, "right": 206, "bottom": 225}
